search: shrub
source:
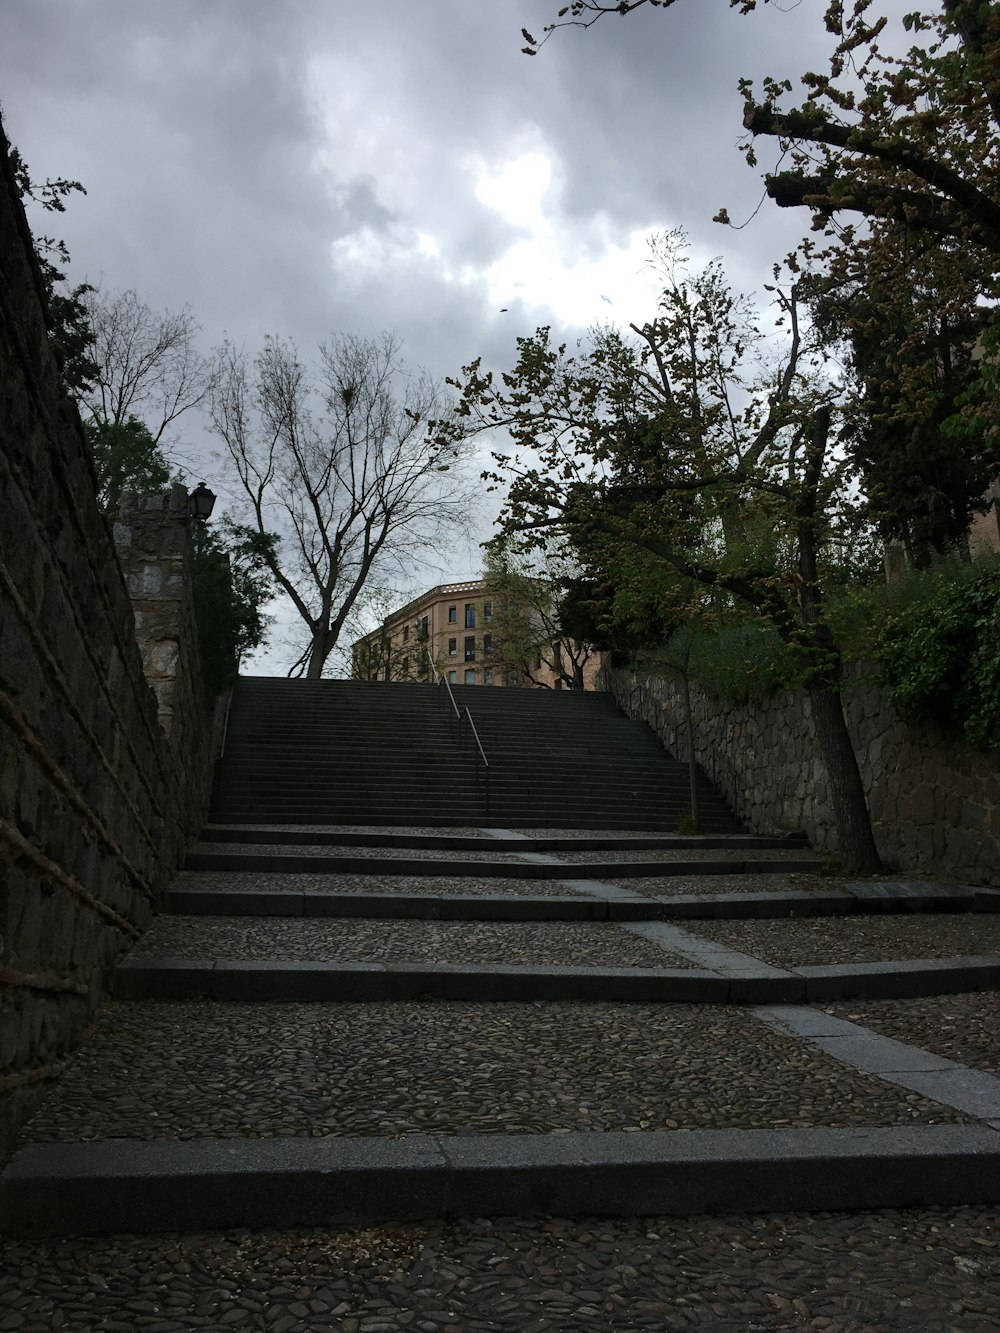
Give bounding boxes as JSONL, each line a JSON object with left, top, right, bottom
{"left": 872, "top": 558, "right": 1000, "bottom": 749}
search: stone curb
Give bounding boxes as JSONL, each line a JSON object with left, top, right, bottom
{"left": 198, "top": 827, "right": 806, "bottom": 853}
{"left": 114, "top": 958, "right": 734, "bottom": 1004}
{"left": 184, "top": 852, "right": 826, "bottom": 878}
{"left": 165, "top": 885, "right": 994, "bottom": 923}
{"left": 5, "top": 1125, "right": 1000, "bottom": 1237}
{"left": 114, "top": 956, "right": 1000, "bottom": 1004}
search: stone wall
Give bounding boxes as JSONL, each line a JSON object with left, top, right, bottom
{"left": 602, "top": 664, "right": 1000, "bottom": 887}
{"left": 0, "top": 129, "right": 217, "bottom": 1157}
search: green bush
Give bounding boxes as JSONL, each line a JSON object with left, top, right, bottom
{"left": 872, "top": 558, "right": 1000, "bottom": 749}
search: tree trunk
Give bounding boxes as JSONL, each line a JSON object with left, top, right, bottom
{"left": 807, "top": 682, "right": 882, "bottom": 874}
{"left": 305, "top": 632, "right": 329, "bottom": 679}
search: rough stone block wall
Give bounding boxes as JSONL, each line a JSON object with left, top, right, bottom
{"left": 0, "top": 129, "right": 216, "bottom": 1156}
{"left": 602, "top": 666, "right": 1000, "bottom": 886}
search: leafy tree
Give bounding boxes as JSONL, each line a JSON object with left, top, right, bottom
{"left": 446, "top": 237, "right": 884, "bottom": 872}
{"left": 84, "top": 416, "right": 174, "bottom": 516}
{"left": 873, "top": 557, "right": 1000, "bottom": 749}
{"left": 211, "top": 331, "right": 477, "bottom": 679}
{"left": 825, "top": 272, "right": 994, "bottom": 565}
{"left": 482, "top": 539, "right": 596, "bottom": 689}
{"left": 192, "top": 519, "right": 276, "bottom": 694}
{"left": 525, "top": 1, "right": 998, "bottom": 251}
{"left": 525, "top": 2, "right": 1000, "bottom": 560}
{"left": 5, "top": 134, "right": 96, "bottom": 394}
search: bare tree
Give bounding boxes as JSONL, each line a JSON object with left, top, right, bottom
{"left": 84, "top": 288, "right": 215, "bottom": 444}
{"left": 211, "top": 331, "right": 476, "bottom": 678}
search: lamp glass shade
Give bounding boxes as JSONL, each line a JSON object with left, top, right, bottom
{"left": 189, "top": 482, "right": 216, "bottom": 520}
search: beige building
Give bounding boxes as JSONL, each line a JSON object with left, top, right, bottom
{"left": 351, "top": 579, "right": 601, "bottom": 689}
{"left": 969, "top": 478, "right": 1000, "bottom": 557}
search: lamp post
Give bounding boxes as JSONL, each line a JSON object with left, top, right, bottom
{"left": 188, "top": 481, "right": 216, "bottom": 558}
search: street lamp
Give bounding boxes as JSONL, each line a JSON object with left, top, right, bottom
{"left": 188, "top": 481, "right": 216, "bottom": 521}
{"left": 188, "top": 481, "right": 217, "bottom": 561}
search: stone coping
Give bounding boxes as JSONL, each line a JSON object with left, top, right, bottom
{"left": 115, "top": 955, "right": 1000, "bottom": 1005}
{"left": 166, "top": 883, "right": 997, "bottom": 922}
{"left": 185, "top": 851, "right": 825, "bottom": 878}
{"left": 5, "top": 1125, "right": 1000, "bottom": 1237}
{"left": 199, "top": 825, "right": 803, "bottom": 853}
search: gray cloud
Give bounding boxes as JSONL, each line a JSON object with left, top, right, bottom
{"left": 0, "top": 0, "right": 916, "bottom": 669}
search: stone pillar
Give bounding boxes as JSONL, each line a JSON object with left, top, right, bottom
{"left": 114, "top": 485, "right": 198, "bottom": 735}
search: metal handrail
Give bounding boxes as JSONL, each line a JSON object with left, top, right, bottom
{"left": 427, "top": 656, "right": 490, "bottom": 813}
{"left": 218, "top": 685, "right": 235, "bottom": 759}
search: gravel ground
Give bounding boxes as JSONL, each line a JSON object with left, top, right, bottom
{"left": 686, "top": 915, "right": 1000, "bottom": 967}
{"left": 828, "top": 992, "right": 1000, "bottom": 1077}
{"left": 194, "top": 842, "right": 521, "bottom": 862}
{"left": 19, "top": 1001, "right": 963, "bottom": 1144}
{"left": 172, "top": 871, "right": 583, "bottom": 898}
{"left": 131, "top": 917, "right": 685, "bottom": 968}
{"left": 622, "top": 873, "right": 833, "bottom": 897}
{"left": 549, "top": 848, "right": 822, "bottom": 865}
{"left": 4, "top": 1205, "right": 1000, "bottom": 1331}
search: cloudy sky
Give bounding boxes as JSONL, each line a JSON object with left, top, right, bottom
{"left": 0, "top": 0, "right": 909, "bottom": 672}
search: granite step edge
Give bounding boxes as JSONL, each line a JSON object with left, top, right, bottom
{"left": 4, "top": 1124, "right": 1000, "bottom": 1237}
{"left": 164, "top": 885, "right": 993, "bottom": 922}
{"left": 113, "top": 956, "right": 1000, "bottom": 1005}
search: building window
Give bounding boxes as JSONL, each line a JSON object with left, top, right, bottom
{"left": 484, "top": 668, "right": 493, "bottom": 685}
{"left": 418, "top": 615, "right": 429, "bottom": 640}
{"left": 483, "top": 601, "right": 493, "bottom": 620}
{"left": 464, "top": 636, "right": 476, "bottom": 661}
{"left": 465, "top": 604, "right": 476, "bottom": 628}
{"left": 448, "top": 606, "right": 457, "bottom": 622}
{"left": 508, "top": 670, "right": 520, "bottom": 686}
{"left": 448, "top": 637, "right": 457, "bottom": 656}
{"left": 402, "top": 625, "right": 409, "bottom": 642}
{"left": 402, "top": 656, "right": 409, "bottom": 674}
{"left": 483, "top": 633, "right": 492, "bottom": 655}
{"left": 464, "top": 669, "right": 476, "bottom": 685}
{"left": 448, "top": 670, "right": 457, "bottom": 684}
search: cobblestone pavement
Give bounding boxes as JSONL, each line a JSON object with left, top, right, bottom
{"left": 19, "top": 1001, "right": 963, "bottom": 1144}
{"left": 687, "top": 914, "right": 1000, "bottom": 967}
{"left": 621, "top": 872, "right": 834, "bottom": 897}
{"left": 173, "top": 871, "right": 583, "bottom": 897}
{"left": 131, "top": 918, "right": 686, "bottom": 968}
{"left": 509, "top": 827, "right": 730, "bottom": 839}
{"left": 553, "top": 848, "right": 822, "bottom": 865}
{"left": 828, "top": 992, "right": 1000, "bottom": 1076}
{"left": 4, "top": 1205, "right": 1000, "bottom": 1331}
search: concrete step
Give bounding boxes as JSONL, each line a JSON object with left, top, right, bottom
{"left": 185, "top": 850, "right": 817, "bottom": 876}
{"left": 166, "top": 881, "right": 995, "bottom": 923}
{"left": 197, "top": 826, "right": 803, "bottom": 851}
{"left": 114, "top": 954, "right": 1000, "bottom": 1004}
{"left": 208, "top": 808, "right": 733, "bottom": 827}
{"left": 8, "top": 1125, "right": 1000, "bottom": 1236}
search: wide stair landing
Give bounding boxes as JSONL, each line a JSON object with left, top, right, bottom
{"left": 6, "top": 812, "right": 1000, "bottom": 1244}
{"left": 210, "top": 677, "right": 744, "bottom": 831}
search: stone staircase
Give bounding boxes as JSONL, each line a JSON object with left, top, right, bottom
{"left": 6, "top": 679, "right": 1000, "bottom": 1243}
{"left": 211, "top": 677, "right": 745, "bottom": 831}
